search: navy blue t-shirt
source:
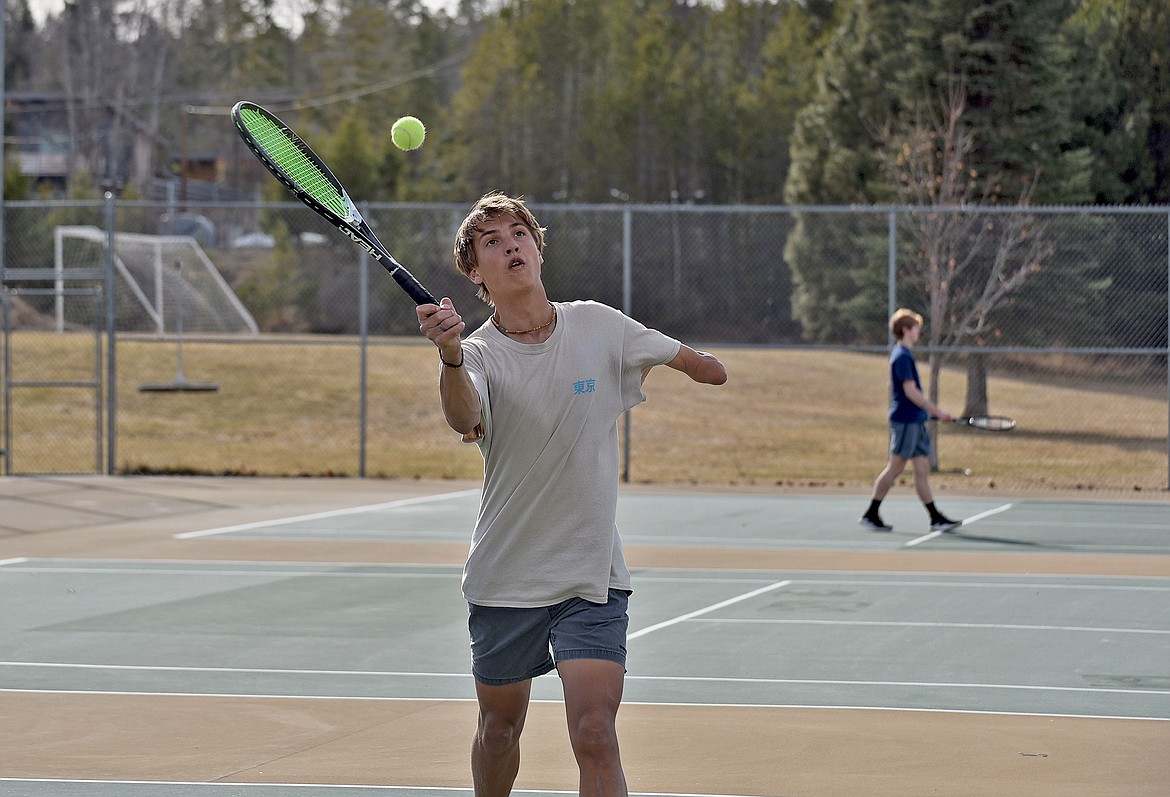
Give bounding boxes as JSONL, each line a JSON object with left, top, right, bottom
{"left": 888, "top": 344, "right": 927, "bottom": 423}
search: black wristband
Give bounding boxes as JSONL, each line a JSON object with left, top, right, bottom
{"left": 440, "top": 350, "right": 464, "bottom": 368}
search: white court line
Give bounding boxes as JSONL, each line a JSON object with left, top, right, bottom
{"left": 0, "top": 779, "right": 756, "bottom": 797}
{"left": 904, "top": 502, "right": 1014, "bottom": 547}
{"left": 1, "top": 688, "right": 1165, "bottom": 722}
{"left": 0, "top": 557, "right": 29, "bottom": 566}
{"left": 689, "top": 618, "right": 1170, "bottom": 635}
{"left": 0, "top": 661, "right": 471, "bottom": 677}
{"left": 3, "top": 663, "right": 1166, "bottom": 697}
{"left": 626, "top": 675, "right": 1170, "bottom": 696}
{"left": 4, "top": 563, "right": 1166, "bottom": 589}
{"left": 0, "top": 687, "right": 473, "bottom": 702}
{"left": 173, "top": 489, "right": 479, "bottom": 539}
{"left": 792, "top": 577, "right": 1170, "bottom": 590}
{"left": 0, "top": 783, "right": 474, "bottom": 794}
{"left": 628, "top": 580, "right": 792, "bottom": 640}
{"left": 0, "top": 564, "right": 458, "bottom": 578}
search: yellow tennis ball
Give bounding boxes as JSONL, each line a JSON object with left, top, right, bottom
{"left": 391, "top": 116, "right": 426, "bottom": 151}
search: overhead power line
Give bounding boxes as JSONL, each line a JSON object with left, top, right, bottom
{"left": 186, "top": 50, "right": 471, "bottom": 116}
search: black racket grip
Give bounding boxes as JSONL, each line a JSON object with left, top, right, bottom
{"left": 386, "top": 262, "right": 437, "bottom": 306}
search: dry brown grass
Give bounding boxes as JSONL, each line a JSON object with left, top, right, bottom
{"left": 3, "top": 332, "right": 1166, "bottom": 496}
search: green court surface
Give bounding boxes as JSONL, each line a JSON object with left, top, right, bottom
{"left": 3, "top": 559, "right": 1169, "bottom": 717}
{"left": 1, "top": 479, "right": 1168, "bottom": 796}
{"left": 178, "top": 490, "right": 1170, "bottom": 555}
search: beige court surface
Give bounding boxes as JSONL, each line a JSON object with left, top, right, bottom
{"left": 1, "top": 475, "right": 1168, "bottom": 796}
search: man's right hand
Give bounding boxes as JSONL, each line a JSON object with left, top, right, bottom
{"left": 418, "top": 297, "right": 465, "bottom": 363}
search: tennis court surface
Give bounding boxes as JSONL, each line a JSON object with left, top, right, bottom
{"left": 2, "top": 476, "right": 1168, "bottom": 796}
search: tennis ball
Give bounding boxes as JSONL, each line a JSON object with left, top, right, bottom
{"left": 391, "top": 116, "right": 426, "bottom": 151}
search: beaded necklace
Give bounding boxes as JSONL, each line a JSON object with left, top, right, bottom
{"left": 491, "top": 302, "right": 556, "bottom": 335}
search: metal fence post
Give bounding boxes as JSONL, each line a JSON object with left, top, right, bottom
{"left": 359, "top": 241, "right": 369, "bottom": 478}
{"left": 887, "top": 209, "right": 897, "bottom": 330}
{"left": 622, "top": 208, "right": 633, "bottom": 483}
{"left": 1, "top": 289, "right": 9, "bottom": 475}
{"left": 104, "top": 192, "right": 117, "bottom": 474}
{"left": 0, "top": 6, "right": 6, "bottom": 287}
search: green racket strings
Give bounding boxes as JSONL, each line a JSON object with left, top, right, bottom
{"left": 238, "top": 108, "right": 350, "bottom": 219}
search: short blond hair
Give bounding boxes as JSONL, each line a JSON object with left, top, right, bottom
{"left": 889, "top": 308, "right": 924, "bottom": 339}
{"left": 453, "top": 192, "right": 546, "bottom": 306}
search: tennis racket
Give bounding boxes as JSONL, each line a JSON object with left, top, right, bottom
{"left": 231, "top": 101, "right": 436, "bottom": 306}
{"left": 951, "top": 415, "right": 1016, "bottom": 431}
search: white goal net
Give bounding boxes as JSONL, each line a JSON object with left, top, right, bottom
{"left": 53, "top": 226, "right": 259, "bottom": 335}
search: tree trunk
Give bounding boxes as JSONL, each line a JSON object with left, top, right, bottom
{"left": 963, "top": 355, "right": 989, "bottom": 417}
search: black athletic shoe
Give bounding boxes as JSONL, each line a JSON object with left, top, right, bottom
{"left": 930, "top": 517, "right": 962, "bottom": 533}
{"left": 859, "top": 515, "right": 893, "bottom": 532}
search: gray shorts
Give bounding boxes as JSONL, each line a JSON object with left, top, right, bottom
{"left": 889, "top": 421, "right": 932, "bottom": 459}
{"left": 468, "top": 589, "right": 629, "bottom": 686}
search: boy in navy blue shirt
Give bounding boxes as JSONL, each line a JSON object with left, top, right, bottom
{"left": 860, "top": 308, "right": 961, "bottom": 533}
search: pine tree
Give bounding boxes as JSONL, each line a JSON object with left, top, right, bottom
{"left": 785, "top": 0, "right": 1092, "bottom": 347}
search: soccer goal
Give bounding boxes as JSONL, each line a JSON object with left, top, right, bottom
{"left": 53, "top": 226, "right": 259, "bottom": 335}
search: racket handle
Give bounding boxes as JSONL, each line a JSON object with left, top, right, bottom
{"left": 382, "top": 259, "right": 437, "bottom": 305}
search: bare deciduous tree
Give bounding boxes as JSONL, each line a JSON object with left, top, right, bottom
{"left": 876, "top": 78, "right": 1053, "bottom": 467}
{"left": 57, "top": 0, "right": 179, "bottom": 193}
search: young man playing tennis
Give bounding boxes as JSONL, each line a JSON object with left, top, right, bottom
{"left": 860, "top": 308, "right": 962, "bottom": 533}
{"left": 417, "top": 192, "right": 726, "bottom": 797}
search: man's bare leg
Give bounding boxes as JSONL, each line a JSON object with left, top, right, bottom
{"left": 872, "top": 454, "right": 909, "bottom": 500}
{"left": 911, "top": 454, "right": 934, "bottom": 503}
{"left": 472, "top": 678, "right": 532, "bottom": 797}
{"left": 559, "top": 658, "right": 628, "bottom": 797}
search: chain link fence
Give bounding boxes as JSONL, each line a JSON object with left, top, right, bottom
{"left": 2, "top": 198, "right": 1167, "bottom": 493}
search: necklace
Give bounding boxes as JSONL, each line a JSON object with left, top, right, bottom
{"left": 492, "top": 302, "right": 556, "bottom": 335}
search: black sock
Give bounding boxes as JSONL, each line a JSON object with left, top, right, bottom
{"left": 866, "top": 499, "right": 882, "bottom": 518}
{"left": 925, "top": 501, "right": 945, "bottom": 522}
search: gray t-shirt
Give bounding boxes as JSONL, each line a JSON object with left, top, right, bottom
{"left": 458, "top": 300, "right": 681, "bottom": 607}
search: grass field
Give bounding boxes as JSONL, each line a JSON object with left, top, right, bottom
{"left": 2, "top": 332, "right": 1167, "bottom": 495}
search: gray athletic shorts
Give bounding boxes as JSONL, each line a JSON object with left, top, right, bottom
{"left": 889, "top": 420, "right": 932, "bottom": 459}
{"left": 468, "top": 589, "right": 629, "bottom": 686}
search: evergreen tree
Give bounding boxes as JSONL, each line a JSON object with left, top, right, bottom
{"left": 898, "top": 0, "right": 1089, "bottom": 203}
{"left": 1059, "top": 1, "right": 1170, "bottom": 358}
{"left": 784, "top": 1, "right": 918, "bottom": 341}
{"left": 326, "top": 109, "right": 379, "bottom": 202}
{"left": 1065, "top": 0, "right": 1170, "bottom": 204}
{"left": 785, "top": 0, "right": 1092, "bottom": 346}
{"left": 726, "top": 2, "right": 820, "bottom": 202}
